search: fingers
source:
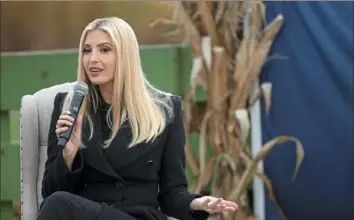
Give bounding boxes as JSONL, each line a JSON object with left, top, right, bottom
{"left": 198, "top": 198, "right": 211, "bottom": 213}
{"left": 56, "top": 126, "right": 68, "bottom": 135}
{"left": 55, "top": 111, "right": 74, "bottom": 136}
{"left": 60, "top": 110, "right": 72, "bottom": 118}
{"left": 220, "top": 200, "right": 238, "bottom": 209}
{"left": 56, "top": 111, "right": 74, "bottom": 127}
{"left": 57, "top": 119, "right": 73, "bottom": 127}
{"left": 210, "top": 203, "right": 226, "bottom": 213}
{"left": 207, "top": 198, "right": 222, "bottom": 209}
{"left": 204, "top": 197, "right": 238, "bottom": 214}
{"left": 206, "top": 198, "right": 223, "bottom": 213}
{"left": 201, "top": 198, "right": 211, "bottom": 207}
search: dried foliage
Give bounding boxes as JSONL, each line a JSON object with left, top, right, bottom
{"left": 151, "top": 1, "right": 304, "bottom": 219}
{"left": 13, "top": 200, "right": 21, "bottom": 220}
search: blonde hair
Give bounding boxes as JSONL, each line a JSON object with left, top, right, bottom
{"left": 62, "top": 17, "right": 174, "bottom": 148}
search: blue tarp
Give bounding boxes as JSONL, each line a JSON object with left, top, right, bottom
{"left": 260, "top": 2, "right": 353, "bottom": 220}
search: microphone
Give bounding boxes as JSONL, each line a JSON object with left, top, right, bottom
{"left": 58, "top": 81, "right": 89, "bottom": 148}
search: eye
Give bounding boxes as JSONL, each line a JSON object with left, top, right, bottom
{"left": 82, "top": 48, "right": 91, "bottom": 53}
{"left": 101, "top": 47, "right": 112, "bottom": 53}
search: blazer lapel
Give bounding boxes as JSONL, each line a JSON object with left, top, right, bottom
{"left": 81, "top": 107, "right": 122, "bottom": 181}
{"left": 104, "top": 121, "right": 161, "bottom": 171}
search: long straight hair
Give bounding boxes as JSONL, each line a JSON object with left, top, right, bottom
{"left": 62, "top": 17, "right": 174, "bottom": 148}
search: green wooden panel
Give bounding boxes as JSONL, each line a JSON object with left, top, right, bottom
{"left": 0, "top": 51, "right": 78, "bottom": 111}
{"left": 0, "top": 44, "right": 189, "bottom": 111}
{"left": 176, "top": 46, "right": 208, "bottom": 101}
{"left": 0, "top": 112, "right": 10, "bottom": 143}
{"left": 140, "top": 45, "right": 181, "bottom": 95}
{"left": 9, "top": 111, "right": 20, "bottom": 142}
{"left": 0, "top": 200, "right": 14, "bottom": 220}
{"left": 0, "top": 143, "right": 20, "bottom": 201}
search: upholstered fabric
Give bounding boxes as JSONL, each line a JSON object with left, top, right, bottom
{"left": 20, "top": 95, "right": 39, "bottom": 220}
{"left": 20, "top": 82, "right": 74, "bottom": 220}
{"left": 20, "top": 82, "right": 177, "bottom": 220}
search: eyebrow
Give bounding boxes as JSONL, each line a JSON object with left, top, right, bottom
{"left": 83, "top": 43, "right": 112, "bottom": 47}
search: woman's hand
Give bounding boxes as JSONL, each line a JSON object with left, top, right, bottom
{"left": 190, "top": 196, "right": 238, "bottom": 214}
{"left": 55, "top": 110, "right": 83, "bottom": 168}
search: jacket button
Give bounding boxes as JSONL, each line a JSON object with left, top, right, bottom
{"left": 146, "top": 160, "right": 154, "bottom": 165}
{"left": 115, "top": 182, "right": 123, "bottom": 189}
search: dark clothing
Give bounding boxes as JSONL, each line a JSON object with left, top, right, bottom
{"left": 99, "top": 100, "right": 111, "bottom": 143}
{"left": 37, "top": 191, "right": 136, "bottom": 220}
{"left": 39, "top": 92, "right": 209, "bottom": 220}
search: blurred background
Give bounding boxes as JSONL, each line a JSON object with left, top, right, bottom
{"left": 1, "top": 1, "right": 182, "bottom": 51}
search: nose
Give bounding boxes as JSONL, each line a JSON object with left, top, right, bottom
{"left": 89, "top": 50, "right": 99, "bottom": 63}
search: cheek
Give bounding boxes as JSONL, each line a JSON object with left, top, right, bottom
{"left": 82, "top": 56, "right": 89, "bottom": 70}
{"left": 106, "top": 57, "right": 116, "bottom": 78}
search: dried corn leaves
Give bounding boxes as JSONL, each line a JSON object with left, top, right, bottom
{"left": 151, "top": 1, "right": 304, "bottom": 219}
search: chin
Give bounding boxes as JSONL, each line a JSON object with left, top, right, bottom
{"left": 88, "top": 77, "right": 112, "bottom": 86}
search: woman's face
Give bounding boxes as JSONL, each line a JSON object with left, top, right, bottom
{"left": 82, "top": 30, "right": 116, "bottom": 86}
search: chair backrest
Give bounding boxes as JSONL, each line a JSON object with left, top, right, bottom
{"left": 20, "top": 82, "right": 74, "bottom": 220}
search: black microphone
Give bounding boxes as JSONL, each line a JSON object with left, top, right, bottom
{"left": 58, "top": 81, "right": 89, "bottom": 148}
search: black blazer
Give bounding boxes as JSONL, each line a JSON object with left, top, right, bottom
{"left": 41, "top": 92, "right": 209, "bottom": 220}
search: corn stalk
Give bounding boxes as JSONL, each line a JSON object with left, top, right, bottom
{"left": 151, "top": 1, "right": 304, "bottom": 219}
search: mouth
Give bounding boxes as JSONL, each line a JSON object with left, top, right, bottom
{"left": 89, "top": 67, "right": 104, "bottom": 73}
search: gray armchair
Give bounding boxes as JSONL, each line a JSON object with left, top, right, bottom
{"left": 20, "top": 82, "right": 177, "bottom": 220}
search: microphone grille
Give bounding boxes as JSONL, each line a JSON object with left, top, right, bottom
{"left": 73, "top": 81, "right": 89, "bottom": 95}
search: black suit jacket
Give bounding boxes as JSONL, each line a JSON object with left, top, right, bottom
{"left": 41, "top": 92, "right": 209, "bottom": 220}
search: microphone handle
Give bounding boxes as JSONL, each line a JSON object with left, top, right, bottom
{"left": 58, "top": 92, "right": 85, "bottom": 148}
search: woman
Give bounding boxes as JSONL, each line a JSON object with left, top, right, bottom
{"left": 37, "top": 17, "right": 238, "bottom": 220}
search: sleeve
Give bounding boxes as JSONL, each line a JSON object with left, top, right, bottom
{"left": 158, "top": 95, "right": 209, "bottom": 220}
{"left": 41, "top": 92, "right": 84, "bottom": 199}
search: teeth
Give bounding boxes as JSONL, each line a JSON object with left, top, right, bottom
{"left": 89, "top": 68, "right": 103, "bottom": 72}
